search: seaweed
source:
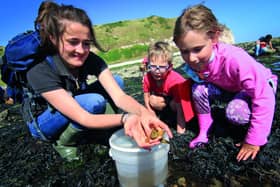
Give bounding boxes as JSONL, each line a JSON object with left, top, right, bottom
{"left": 1, "top": 50, "right": 280, "bottom": 186}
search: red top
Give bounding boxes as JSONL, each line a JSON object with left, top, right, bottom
{"left": 143, "top": 70, "right": 194, "bottom": 121}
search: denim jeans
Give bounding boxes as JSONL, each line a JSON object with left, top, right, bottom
{"left": 27, "top": 75, "right": 124, "bottom": 141}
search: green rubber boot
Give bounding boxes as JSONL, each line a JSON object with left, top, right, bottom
{"left": 105, "top": 102, "right": 118, "bottom": 114}
{"left": 52, "top": 124, "right": 84, "bottom": 161}
{"left": 52, "top": 143, "right": 79, "bottom": 162}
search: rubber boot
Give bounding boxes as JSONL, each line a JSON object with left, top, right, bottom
{"left": 189, "top": 113, "right": 213, "bottom": 148}
{"left": 52, "top": 124, "right": 83, "bottom": 161}
{"left": 105, "top": 102, "right": 116, "bottom": 114}
{"left": 52, "top": 143, "right": 79, "bottom": 162}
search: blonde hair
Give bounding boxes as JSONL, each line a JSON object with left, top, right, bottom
{"left": 173, "top": 4, "right": 223, "bottom": 43}
{"left": 148, "top": 41, "right": 173, "bottom": 64}
{"left": 218, "top": 24, "right": 235, "bottom": 44}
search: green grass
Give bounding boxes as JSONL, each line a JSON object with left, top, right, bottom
{"left": 97, "top": 44, "right": 149, "bottom": 65}
{"left": 94, "top": 16, "right": 175, "bottom": 50}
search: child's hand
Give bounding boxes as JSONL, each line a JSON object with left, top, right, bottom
{"left": 149, "top": 95, "right": 166, "bottom": 111}
{"left": 236, "top": 142, "right": 260, "bottom": 162}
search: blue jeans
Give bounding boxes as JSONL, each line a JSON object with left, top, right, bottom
{"left": 27, "top": 75, "right": 124, "bottom": 141}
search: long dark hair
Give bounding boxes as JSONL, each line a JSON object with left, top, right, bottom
{"left": 38, "top": 1, "right": 105, "bottom": 54}
{"left": 34, "top": 0, "right": 59, "bottom": 29}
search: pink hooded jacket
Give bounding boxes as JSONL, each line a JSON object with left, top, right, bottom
{"left": 204, "top": 43, "right": 277, "bottom": 146}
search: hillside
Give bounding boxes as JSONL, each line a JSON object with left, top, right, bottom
{"left": 0, "top": 15, "right": 279, "bottom": 65}
{"left": 94, "top": 15, "right": 176, "bottom": 64}
{"left": 95, "top": 15, "right": 175, "bottom": 49}
{"left": 0, "top": 16, "right": 176, "bottom": 65}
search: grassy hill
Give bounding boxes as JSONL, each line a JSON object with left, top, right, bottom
{"left": 94, "top": 15, "right": 176, "bottom": 64}
{"left": 0, "top": 15, "right": 279, "bottom": 65}
{"left": 94, "top": 15, "right": 175, "bottom": 49}
{"left": 0, "top": 16, "right": 176, "bottom": 65}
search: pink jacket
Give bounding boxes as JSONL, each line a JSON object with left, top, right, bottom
{"left": 204, "top": 43, "right": 277, "bottom": 145}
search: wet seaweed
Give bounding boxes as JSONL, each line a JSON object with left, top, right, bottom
{"left": 1, "top": 47, "right": 280, "bottom": 186}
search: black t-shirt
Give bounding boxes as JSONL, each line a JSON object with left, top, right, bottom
{"left": 27, "top": 52, "right": 108, "bottom": 96}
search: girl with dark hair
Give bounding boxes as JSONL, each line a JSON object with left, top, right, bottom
{"left": 25, "top": 1, "right": 172, "bottom": 161}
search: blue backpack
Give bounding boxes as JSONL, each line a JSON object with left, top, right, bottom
{"left": 1, "top": 30, "right": 54, "bottom": 141}
{"left": 1, "top": 30, "right": 49, "bottom": 103}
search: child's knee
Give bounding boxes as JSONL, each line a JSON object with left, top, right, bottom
{"left": 225, "top": 99, "right": 251, "bottom": 125}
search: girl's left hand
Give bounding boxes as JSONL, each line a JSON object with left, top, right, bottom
{"left": 236, "top": 142, "right": 260, "bottom": 162}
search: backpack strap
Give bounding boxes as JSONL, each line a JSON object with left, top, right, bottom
{"left": 23, "top": 56, "right": 73, "bottom": 142}
{"left": 22, "top": 56, "right": 56, "bottom": 142}
{"left": 22, "top": 93, "right": 51, "bottom": 142}
{"left": 45, "top": 56, "right": 56, "bottom": 70}
{"left": 45, "top": 56, "right": 58, "bottom": 114}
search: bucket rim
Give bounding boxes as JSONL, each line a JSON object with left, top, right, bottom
{"left": 109, "top": 128, "right": 169, "bottom": 153}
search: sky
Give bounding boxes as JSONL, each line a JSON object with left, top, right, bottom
{"left": 0, "top": 0, "right": 279, "bottom": 46}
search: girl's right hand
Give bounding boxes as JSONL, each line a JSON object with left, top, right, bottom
{"left": 123, "top": 113, "right": 158, "bottom": 149}
{"left": 236, "top": 142, "right": 260, "bottom": 161}
{"left": 123, "top": 113, "right": 172, "bottom": 149}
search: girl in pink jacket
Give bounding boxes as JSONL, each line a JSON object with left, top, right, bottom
{"left": 173, "top": 4, "right": 278, "bottom": 161}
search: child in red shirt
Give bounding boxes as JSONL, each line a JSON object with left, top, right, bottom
{"left": 142, "top": 41, "right": 194, "bottom": 134}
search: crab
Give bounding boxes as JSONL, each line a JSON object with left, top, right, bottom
{"left": 146, "top": 128, "right": 169, "bottom": 144}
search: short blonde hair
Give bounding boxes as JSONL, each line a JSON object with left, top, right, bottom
{"left": 148, "top": 41, "right": 173, "bottom": 64}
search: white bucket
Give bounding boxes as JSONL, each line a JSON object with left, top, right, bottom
{"left": 109, "top": 128, "right": 170, "bottom": 187}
